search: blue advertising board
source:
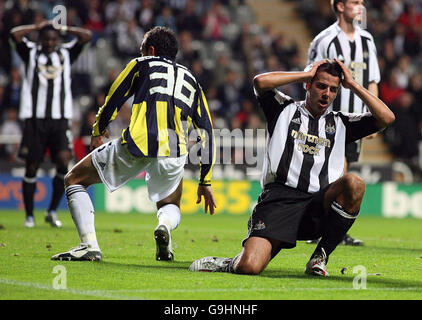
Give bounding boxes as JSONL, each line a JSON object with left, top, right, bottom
{"left": 0, "top": 175, "right": 92, "bottom": 210}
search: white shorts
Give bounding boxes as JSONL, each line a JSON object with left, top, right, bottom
{"left": 91, "top": 138, "right": 187, "bottom": 202}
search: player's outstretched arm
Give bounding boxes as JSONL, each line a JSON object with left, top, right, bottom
{"left": 253, "top": 60, "right": 327, "bottom": 95}
{"left": 335, "top": 59, "right": 395, "bottom": 129}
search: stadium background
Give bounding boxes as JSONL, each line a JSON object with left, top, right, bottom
{"left": 0, "top": 0, "right": 421, "bottom": 218}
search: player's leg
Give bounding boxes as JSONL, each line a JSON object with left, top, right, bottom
{"left": 154, "top": 180, "right": 183, "bottom": 261}
{"left": 45, "top": 149, "right": 72, "bottom": 227}
{"left": 22, "top": 160, "right": 40, "bottom": 228}
{"left": 190, "top": 186, "right": 289, "bottom": 274}
{"left": 147, "top": 155, "right": 187, "bottom": 261}
{"left": 306, "top": 143, "right": 364, "bottom": 246}
{"left": 306, "top": 173, "right": 365, "bottom": 276}
{"left": 232, "top": 237, "right": 280, "bottom": 275}
{"left": 19, "top": 119, "right": 45, "bottom": 227}
{"left": 340, "top": 141, "right": 364, "bottom": 246}
{"left": 45, "top": 121, "right": 73, "bottom": 227}
{"left": 189, "top": 236, "right": 279, "bottom": 274}
{"left": 52, "top": 138, "right": 151, "bottom": 261}
{"left": 51, "top": 152, "right": 103, "bottom": 261}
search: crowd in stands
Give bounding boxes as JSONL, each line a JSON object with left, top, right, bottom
{"left": 0, "top": 0, "right": 303, "bottom": 163}
{"left": 297, "top": 0, "right": 422, "bottom": 169}
{"left": 0, "top": 0, "right": 421, "bottom": 172}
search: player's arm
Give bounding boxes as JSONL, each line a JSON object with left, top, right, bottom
{"left": 253, "top": 60, "right": 327, "bottom": 95}
{"left": 364, "top": 82, "right": 380, "bottom": 139}
{"left": 368, "top": 81, "right": 378, "bottom": 97}
{"left": 192, "top": 88, "right": 217, "bottom": 215}
{"left": 60, "top": 26, "right": 92, "bottom": 63}
{"left": 9, "top": 21, "right": 48, "bottom": 43}
{"left": 91, "top": 59, "right": 139, "bottom": 150}
{"left": 9, "top": 21, "right": 49, "bottom": 62}
{"left": 335, "top": 59, "right": 395, "bottom": 129}
{"left": 62, "top": 26, "right": 92, "bottom": 45}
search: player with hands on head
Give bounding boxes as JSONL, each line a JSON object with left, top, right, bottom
{"left": 10, "top": 20, "right": 92, "bottom": 229}
{"left": 306, "top": 0, "right": 382, "bottom": 246}
{"left": 189, "top": 59, "right": 394, "bottom": 276}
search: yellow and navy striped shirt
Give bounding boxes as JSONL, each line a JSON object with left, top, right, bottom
{"left": 92, "top": 56, "right": 215, "bottom": 185}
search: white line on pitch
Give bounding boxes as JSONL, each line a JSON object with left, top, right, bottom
{"left": 2, "top": 278, "right": 421, "bottom": 298}
{"left": 0, "top": 278, "right": 142, "bottom": 300}
{"left": 81, "top": 287, "right": 422, "bottom": 293}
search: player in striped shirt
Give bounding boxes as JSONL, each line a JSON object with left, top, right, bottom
{"left": 306, "top": 0, "right": 381, "bottom": 246}
{"left": 51, "top": 27, "right": 216, "bottom": 262}
{"left": 10, "top": 21, "right": 92, "bottom": 229}
{"left": 189, "top": 60, "right": 394, "bottom": 276}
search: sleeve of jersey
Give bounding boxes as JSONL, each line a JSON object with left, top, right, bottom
{"left": 341, "top": 112, "right": 380, "bottom": 144}
{"left": 368, "top": 40, "right": 381, "bottom": 84}
{"left": 307, "top": 37, "right": 326, "bottom": 65}
{"left": 92, "top": 59, "right": 139, "bottom": 137}
{"left": 193, "top": 88, "right": 216, "bottom": 185}
{"left": 254, "top": 88, "right": 293, "bottom": 135}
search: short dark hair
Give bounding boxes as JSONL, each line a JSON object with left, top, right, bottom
{"left": 143, "top": 26, "right": 178, "bottom": 60}
{"left": 311, "top": 61, "right": 343, "bottom": 83}
{"left": 39, "top": 25, "right": 59, "bottom": 38}
{"left": 331, "top": 0, "right": 344, "bottom": 14}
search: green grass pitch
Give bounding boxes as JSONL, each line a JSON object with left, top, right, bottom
{"left": 0, "top": 210, "right": 421, "bottom": 300}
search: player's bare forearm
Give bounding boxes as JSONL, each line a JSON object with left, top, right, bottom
{"left": 253, "top": 71, "right": 308, "bottom": 95}
{"left": 10, "top": 23, "right": 42, "bottom": 42}
{"left": 368, "top": 81, "right": 379, "bottom": 97}
{"left": 364, "top": 84, "right": 380, "bottom": 138}
{"left": 348, "top": 81, "right": 394, "bottom": 128}
{"left": 335, "top": 59, "right": 395, "bottom": 129}
{"left": 65, "top": 26, "right": 92, "bottom": 44}
{"left": 253, "top": 60, "right": 326, "bottom": 95}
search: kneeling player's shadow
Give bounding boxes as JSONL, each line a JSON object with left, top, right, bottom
{"left": 100, "top": 260, "right": 192, "bottom": 271}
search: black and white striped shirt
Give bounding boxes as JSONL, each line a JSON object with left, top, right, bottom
{"left": 307, "top": 22, "right": 380, "bottom": 114}
{"left": 256, "top": 89, "right": 379, "bottom": 193}
{"left": 10, "top": 36, "right": 84, "bottom": 120}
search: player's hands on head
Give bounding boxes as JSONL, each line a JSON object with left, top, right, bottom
{"left": 304, "top": 60, "right": 328, "bottom": 82}
{"left": 196, "top": 185, "right": 217, "bottom": 215}
{"left": 334, "top": 58, "right": 355, "bottom": 89}
{"left": 35, "top": 20, "right": 53, "bottom": 30}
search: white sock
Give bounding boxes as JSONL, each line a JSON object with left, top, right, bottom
{"left": 157, "top": 204, "right": 181, "bottom": 231}
{"left": 65, "top": 185, "right": 100, "bottom": 250}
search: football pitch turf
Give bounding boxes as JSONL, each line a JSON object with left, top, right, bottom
{"left": 0, "top": 210, "right": 421, "bottom": 300}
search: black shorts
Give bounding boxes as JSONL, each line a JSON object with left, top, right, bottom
{"left": 19, "top": 119, "right": 72, "bottom": 163}
{"left": 345, "top": 140, "right": 361, "bottom": 163}
{"left": 242, "top": 183, "right": 330, "bottom": 250}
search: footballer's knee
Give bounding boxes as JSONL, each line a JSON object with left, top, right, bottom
{"left": 64, "top": 169, "right": 78, "bottom": 188}
{"left": 234, "top": 238, "right": 271, "bottom": 275}
{"left": 342, "top": 173, "right": 365, "bottom": 202}
{"left": 64, "top": 155, "right": 100, "bottom": 188}
{"left": 235, "top": 253, "right": 266, "bottom": 275}
{"left": 157, "top": 180, "right": 183, "bottom": 209}
{"left": 336, "top": 173, "right": 365, "bottom": 213}
{"left": 25, "top": 161, "right": 40, "bottom": 178}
